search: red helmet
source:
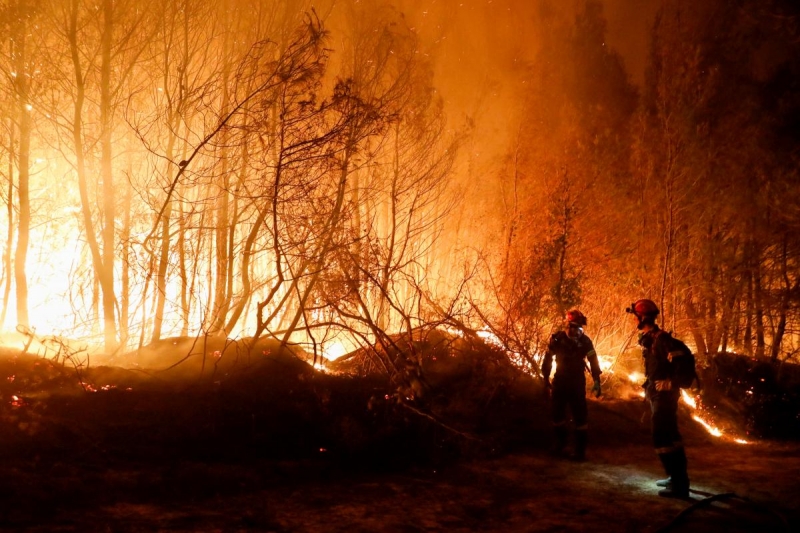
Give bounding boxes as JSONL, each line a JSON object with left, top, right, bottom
{"left": 626, "top": 299, "right": 659, "bottom": 328}
{"left": 565, "top": 309, "right": 587, "bottom": 327}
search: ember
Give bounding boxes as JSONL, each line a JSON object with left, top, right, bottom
{"left": 681, "top": 390, "right": 749, "bottom": 444}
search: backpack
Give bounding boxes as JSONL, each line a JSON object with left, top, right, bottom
{"left": 661, "top": 331, "right": 699, "bottom": 389}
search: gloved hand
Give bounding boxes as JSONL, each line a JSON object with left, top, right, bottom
{"left": 591, "top": 378, "right": 601, "bottom": 398}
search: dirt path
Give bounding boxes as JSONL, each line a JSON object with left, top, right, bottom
{"left": 2, "top": 437, "right": 796, "bottom": 532}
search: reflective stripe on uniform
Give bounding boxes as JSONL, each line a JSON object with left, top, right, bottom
{"left": 654, "top": 379, "right": 672, "bottom": 391}
{"left": 668, "top": 350, "right": 684, "bottom": 362}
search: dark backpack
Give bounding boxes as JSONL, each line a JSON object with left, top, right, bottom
{"left": 660, "top": 331, "right": 699, "bottom": 389}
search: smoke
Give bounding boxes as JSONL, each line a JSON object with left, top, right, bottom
{"left": 356, "top": 1, "right": 659, "bottom": 234}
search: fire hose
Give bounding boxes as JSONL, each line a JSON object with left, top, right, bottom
{"left": 654, "top": 491, "right": 791, "bottom": 533}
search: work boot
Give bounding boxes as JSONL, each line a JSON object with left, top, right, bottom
{"left": 572, "top": 429, "right": 588, "bottom": 462}
{"left": 658, "top": 485, "right": 689, "bottom": 498}
{"left": 658, "top": 450, "right": 689, "bottom": 498}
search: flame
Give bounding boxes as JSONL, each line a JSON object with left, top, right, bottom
{"left": 476, "top": 327, "right": 505, "bottom": 348}
{"left": 628, "top": 371, "right": 644, "bottom": 384}
{"left": 594, "top": 355, "right": 613, "bottom": 373}
{"left": 322, "top": 341, "right": 348, "bottom": 361}
{"left": 681, "top": 389, "right": 748, "bottom": 444}
{"left": 680, "top": 389, "right": 697, "bottom": 409}
{"left": 692, "top": 414, "right": 723, "bottom": 437}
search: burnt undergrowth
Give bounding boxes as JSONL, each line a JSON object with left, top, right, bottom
{"left": 0, "top": 333, "right": 548, "bottom": 475}
{"left": 1, "top": 337, "right": 797, "bottom": 479}
{"left": 2, "top": 335, "right": 799, "bottom": 530}
{"left": 699, "top": 353, "right": 800, "bottom": 440}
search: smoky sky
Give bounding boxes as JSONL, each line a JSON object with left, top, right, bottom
{"left": 356, "top": 0, "right": 660, "bottom": 179}
{"left": 390, "top": 0, "right": 658, "bottom": 83}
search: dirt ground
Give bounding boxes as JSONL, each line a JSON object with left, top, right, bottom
{"left": 0, "top": 398, "right": 797, "bottom": 533}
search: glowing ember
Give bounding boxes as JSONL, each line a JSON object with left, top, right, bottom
{"left": 680, "top": 390, "right": 748, "bottom": 444}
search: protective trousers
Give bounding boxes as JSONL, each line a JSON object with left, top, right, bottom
{"left": 551, "top": 375, "right": 588, "bottom": 459}
{"left": 650, "top": 388, "right": 689, "bottom": 495}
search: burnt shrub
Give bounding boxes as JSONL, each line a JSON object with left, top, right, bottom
{"left": 702, "top": 353, "right": 800, "bottom": 440}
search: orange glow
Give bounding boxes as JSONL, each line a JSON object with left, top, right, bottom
{"left": 322, "top": 341, "right": 348, "bottom": 361}
{"left": 681, "top": 389, "right": 748, "bottom": 444}
{"left": 680, "top": 389, "right": 697, "bottom": 409}
{"left": 692, "top": 415, "right": 723, "bottom": 437}
{"left": 627, "top": 371, "right": 644, "bottom": 384}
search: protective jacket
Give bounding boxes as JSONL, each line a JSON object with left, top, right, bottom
{"left": 543, "top": 330, "right": 602, "bottom": 383}
{"left": 639, "top": 326, "right": 673, "bottom": 391}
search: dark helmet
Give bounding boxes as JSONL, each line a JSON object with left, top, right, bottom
{"left": 626, "top": 299, "right": 659, "bottom": 329}
{"left": 566, "top": 309, "right": 587, "bottom": 327}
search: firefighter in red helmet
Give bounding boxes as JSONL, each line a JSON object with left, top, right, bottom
{"left": 542, "top": 309, "right": 602, "bottom": 461}
{"left": 627, "top": 299, "right": 691, "bottom": 498}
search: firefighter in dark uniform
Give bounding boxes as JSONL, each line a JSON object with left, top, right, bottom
{"left": 627, "top": 299, "right": 690, "bottom": 498}
{"left": 542, "top": 310, "right": 602, "bottom": 461}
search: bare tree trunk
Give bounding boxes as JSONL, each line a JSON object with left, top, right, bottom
{"left": 554, "top": 171, "right": 572, "bottom": 316}
{"left": 99, "top": 0, "right": 118, "bottom": 352}
{"left": 744, "top": 265, "right": 753, "bottom": 355}
{"left": 69, "top": 0, "right": 103, "bottom": 338}
{"left": 660, "top": 167, "right": 674, "bottom": 323}
{"left": 12, "top": 8, "right": 31, "bottom": 328}
{"left": 119, "top": 153, "right": 132, "bottom": 347}
{"left": 754, "top": 253, "right": 765, "bottom": 358}
{"left": 1, "top": 115, "right": 15, "bottom": 328}
{"left": 209, "top": 0, "right": 233, "bottom": 335}
{"left": 151, "top": 199, "right": 172, "bottom": 342}
{"left": 684, "top": 292, "right": 708, "bottom": 355}
{"left": 770, "top": 233, "right": 792, "bottom": 362}
{"left": 178, "top": 202, "right": 190, "bottom": 337}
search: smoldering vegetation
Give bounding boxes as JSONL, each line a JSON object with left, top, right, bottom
{"left": 2, "top": 331, "right": 798, "bottom": 475}
{"left": 0, "top": 335, "right": 547, "bottom": 468}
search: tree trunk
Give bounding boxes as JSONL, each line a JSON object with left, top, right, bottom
{"left": 744, "top": 267, "right": 753, "bottom": 356}
{"left": 770, "top": 233, "right": 791, "bottom": 363}
{"left": 151, "top": 199, "right": 172, "bottom": 342}
{"left": 119, "top": 153, "right": 132, "bottom": 347}
{"left": 12, "top": 8, "right": 31, "bottom": 328}
{"left": 753, "top": 254, "right": 765, "bottom": 359}
{"left": 99, "top": 0, "right": 118, "bottom": 352}
{"left": 69, "top": 0, "right": 104, "bottom": 339}
{"left": 2, "top": 113, "right": 15, "bottom": 328}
